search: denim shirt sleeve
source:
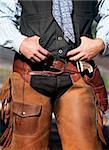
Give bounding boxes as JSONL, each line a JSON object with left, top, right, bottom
{"left": 96, "top": 0, "right": 109, "bottom": 56}
{"left": 0, "top": 0, "right": 27, "bottom": 53}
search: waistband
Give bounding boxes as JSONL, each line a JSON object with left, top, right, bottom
{"left": 13, "top": 53, "right": 95, "bottom": 77}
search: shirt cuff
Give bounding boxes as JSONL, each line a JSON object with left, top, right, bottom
{"left": 12, "top": 34, "right": 27, "bottom": 53}
{"left": 96, "top": 33, "right": 109, "bottom": 56}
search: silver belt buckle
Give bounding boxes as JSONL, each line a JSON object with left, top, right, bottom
{"left": 76, "top": 61, "right": 93, "bottom": 74}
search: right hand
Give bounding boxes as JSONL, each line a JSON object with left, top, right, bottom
{"left": 19, "top": 35, "right": 50, "bottom": 62}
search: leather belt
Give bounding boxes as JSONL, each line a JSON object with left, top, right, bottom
{"left": 29, "top": 60, "right": 80, "bottom": 76}
{"left": 13, "top": 54, "right": 81, "bottom": 82}
{"left": 13, "top": 56, "right": 79, "bottom": 76}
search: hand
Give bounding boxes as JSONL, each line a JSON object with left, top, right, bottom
{"left": 19, "top": 35, "right": 50, "bottom": 62}
{"left": 67, "top": 36, "right": 105, "bottom": 61}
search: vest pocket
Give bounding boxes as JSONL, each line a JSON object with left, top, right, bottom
{"left": 13, "top": 102, "right": 42, "bottom": 135}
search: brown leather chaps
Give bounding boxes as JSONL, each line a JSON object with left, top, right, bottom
{"left": 0, "top": 55, "right": 107, "bottom": 150}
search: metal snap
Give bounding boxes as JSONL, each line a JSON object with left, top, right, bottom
{"left": 57, "top": 36, "right": 63, "bottom": 41}
{"left": 22, "top": 112, "right": 26, "bottom": 115}
{"left": 58, "top": 49, "right": 63, "bottom": 54}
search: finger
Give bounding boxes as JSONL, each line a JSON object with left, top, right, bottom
{"left": 80, "top": 57, "right": 87, "bottom": 61}
{"left": 69, "top": 52, "right": 84, "bottom": 61}
{"left": 31, "top": 56, "right": 41, "bottom": 62}
{"left": 80, "top": 56, "right": 88, "bottom": 61}
{"left": 79, "top": 55, "right": 92, "bottom": 61}
{"left": 31, "top": 59, "right": 36, "bottom": 63}
{"left": 35, "top": 51, "right": 47, "bottom": 60}
{"left": 38, "top": 45, "right": 50, "bottom": 56}
{"left": 67, "top": 48, "right": 81, "bottom": 56}
{"left": 30, "top": 57, "right": 36, "bottom": 63}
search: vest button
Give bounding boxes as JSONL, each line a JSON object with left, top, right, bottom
{"left": 57, "top": 36, "right": 63, "bottom": 41}
{"left": 58, "top": 49, "right": 63, "bottom": 54}
{"left": 44, "top": 62, "right": 47, "bottom": 66}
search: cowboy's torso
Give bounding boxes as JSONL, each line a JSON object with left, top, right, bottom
{"left": 19, "top": 0, "right": 98, "bottom": 59}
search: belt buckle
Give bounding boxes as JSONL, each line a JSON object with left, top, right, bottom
{"left": 50, "top": 59, "right": 67, "bottom": 73}
{"left": 76, "top": 61, "right": 94, "bottom": 74}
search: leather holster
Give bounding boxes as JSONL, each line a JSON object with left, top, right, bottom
{"left": 84, "top": 66, "right": 108, "bottom": 112}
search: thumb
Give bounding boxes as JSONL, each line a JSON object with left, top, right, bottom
{"left": 32, "top": 35, "right": 40, "bottom": 41}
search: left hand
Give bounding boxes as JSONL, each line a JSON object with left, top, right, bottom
{"left": 67, "top": 36, "right": 105, "bottom": 61}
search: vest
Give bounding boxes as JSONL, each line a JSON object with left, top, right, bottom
{"left": 19, "top": 0, "right": 98, "bottom": 59}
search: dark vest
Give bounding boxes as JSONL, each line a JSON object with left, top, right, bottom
{"left": 19, "top": 0, "right": 98, "bottom": 59}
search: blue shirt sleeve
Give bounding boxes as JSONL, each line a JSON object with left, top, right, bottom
{"left": 0, "top": 0, "right": 27, "bottom": 53}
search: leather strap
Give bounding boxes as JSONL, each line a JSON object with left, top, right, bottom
{"left": 13, "top": 55, "right": 80, "bottom": 80}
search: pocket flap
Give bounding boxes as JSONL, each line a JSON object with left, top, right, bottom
{"left": 13, "top": 102, "right": 42, "bottom": 118}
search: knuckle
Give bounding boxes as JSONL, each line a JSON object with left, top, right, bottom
{"left": 29, "top": 54, "right": 34, "bottom": 59}
{"left": 27, "top": 55, "right": 31, "bottom": 59}
{"left": 42, "top": 56, "right": 46, "bottom": 60}
{"left": 45, "top": 50, "right": 48, "bottom": 54}
{"left": 37, "top": 59, "right": 41, "bottom": 62}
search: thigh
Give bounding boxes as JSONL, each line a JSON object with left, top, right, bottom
{"left": 7, "top": 72, "right": 52, "bottom": 150}
{"left": 54, "top": 76, "right": 102, "bottom": 150}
